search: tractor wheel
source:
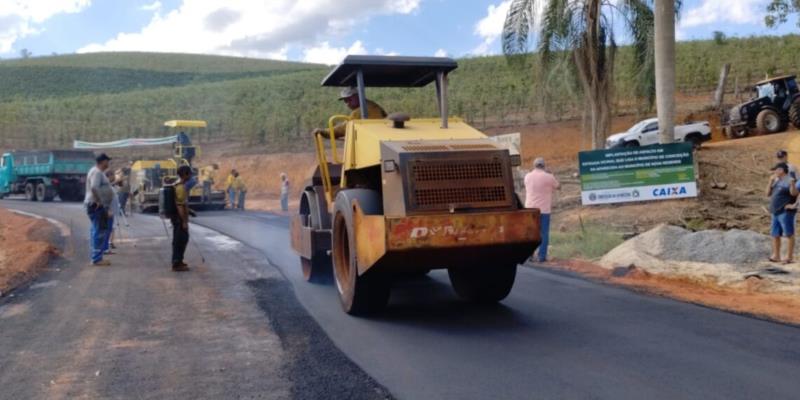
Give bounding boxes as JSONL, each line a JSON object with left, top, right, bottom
{"left": 299, "top": 190, "right": 331, "bottom": 284}
{"left": 790, "top": 102, "right": 800, "bottom": 129}
{"left": 448, "top": 264, "right": 517, "bottom": 303}
{"left": 685, "top": 134, "right": 702, "bottom": 149}
{"left": 756, "top": 109, "right": 782, "bottom": 134}
{"left": 36, "top": 183, "right": 54, "bottom": 202}
{"left": 332, "top": 189, "right": 389, "bottom": 315}
{"left": 24, "top": 183, "right": 35, "bottom": 201}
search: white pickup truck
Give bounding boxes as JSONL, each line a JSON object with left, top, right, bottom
{"left": 605, "top": 118, "right": 712, "bottom": 149}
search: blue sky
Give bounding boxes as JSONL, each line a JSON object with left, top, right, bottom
{"left": 1, "top": 0, "right": 798, "bottom": 64}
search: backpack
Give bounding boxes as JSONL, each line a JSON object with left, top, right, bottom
{"left": 159, "top": 185, "right": 177, "bottom": 218}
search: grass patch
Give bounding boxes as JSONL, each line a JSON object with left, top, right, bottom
{"left": 549, "top": 221, "right": 625, "bottom": 260}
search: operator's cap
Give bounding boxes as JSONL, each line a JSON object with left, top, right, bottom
{"left": 338, "top": 86, "right": 358, "bottom": 100}
{"left": 533, "top": 157, "right": 546, "bottom": 168}
{"left": 777, "top": 150, "right": 789, "bottom": 158}
{"left": 772, "top": 162, "right": 789, "bottom": 173}
{"left": 96, "top": 153, "right": 111, "bottom": 163}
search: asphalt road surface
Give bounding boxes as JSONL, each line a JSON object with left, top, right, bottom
{"left": 0, "top": 200, "right": 390, "bottom": 400}
{"left": 3, "top": 201, "right": 800, "bottom": 400}
{"left": 193, "top": 210, "right": 800, "bottom": 400}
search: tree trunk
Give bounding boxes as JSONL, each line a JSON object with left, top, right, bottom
{"left": 573, "top": 0, "right": 612, "bottom": 149}
{"left": 655, "top": 0, "right": 676, "bottom": 144}
{"left": 712, "top": 63, "right": 731, "bottom": 109}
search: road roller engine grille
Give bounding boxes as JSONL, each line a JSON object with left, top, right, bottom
{"left": 405, "top": 154, "right": 514, "bottom": 212}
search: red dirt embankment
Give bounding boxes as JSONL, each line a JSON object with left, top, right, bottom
{"left": 0, "top": 208, "right": 59, "bottom": 295}
{"left": 545, "top": 259, "right": 800, "bottom": 326}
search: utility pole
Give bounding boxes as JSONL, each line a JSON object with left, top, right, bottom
{"left": 655, "top": 0, "right": 676, "bottom": 144}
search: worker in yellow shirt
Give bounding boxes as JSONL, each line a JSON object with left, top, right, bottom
{"left": 225, "top": 169, "right": 236, "bottom": 209}
{"left": 172, "top": 165, "right": 192, "bottom": 272}
{"left": 199, "top": 163, "right": 219, "bottom": 203}
{"left": 232, "top": 171, "right": 247, "bottom": 211}
{"left": 312, "top": 87, "right": 387, "bottom": 138}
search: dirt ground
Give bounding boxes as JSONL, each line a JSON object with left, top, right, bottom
{"left": 0, "top": 208, "right": 58, "bottom": 295}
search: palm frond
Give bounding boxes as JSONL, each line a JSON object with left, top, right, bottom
{"left": 502, "top": 0, "right": 537, "bottom": 56}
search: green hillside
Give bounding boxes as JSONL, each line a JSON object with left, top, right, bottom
{"left": 3, "top": 35, "right": 800, "bottom": 151}
{"left": 1, "top": 52, "right": 320, "bottom": 73}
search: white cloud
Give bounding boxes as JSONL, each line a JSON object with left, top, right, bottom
{"left": 434, "top": 48, "right": 447, "bottom": 57}
{"left": 472, "top": 0, "right": 511, "bottom": 55}
{"left": 140, "top": 1, "right": 162, "bottom": 12}
{"left": 678, "top": 0, "right": 764, "bottom": 36}
{"left": 303, "top": 40, "right": 366, "bottom": 65}
{"left": 78, "top": 0, "right": 421, "bottom": 60}
{"left": 0, "top": 0, "right": 91, "bottom": 54}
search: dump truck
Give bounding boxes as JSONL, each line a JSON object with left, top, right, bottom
{"left": 290, "top": 56, "right": 541, "bottom": 315}
{"left": 0, "top": 150, "right": 95, "bottom": 201}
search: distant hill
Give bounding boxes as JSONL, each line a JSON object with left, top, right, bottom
{"left": 3, "top": 35, "right": 800, "bottom": 150}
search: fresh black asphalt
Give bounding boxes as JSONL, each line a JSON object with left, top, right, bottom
{"left": 192, "top": 210, "right": 800, "bottom": 400}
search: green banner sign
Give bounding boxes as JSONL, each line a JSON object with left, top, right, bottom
{"left": 578, "top": 143, "right": 697, "bottom": 205}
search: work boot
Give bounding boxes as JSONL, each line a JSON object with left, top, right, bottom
{"left": 172, "top": 262, "right": 190, "bottom": 272}
{"left": 92, "top": 260, "right": 111, "bottom": 267}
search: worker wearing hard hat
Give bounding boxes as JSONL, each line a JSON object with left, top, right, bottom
{"left": 312, "top": 87, "right": 387, "bottom": 138}
{"left": 199, "top": 163, "right": 219, "bottom": 203}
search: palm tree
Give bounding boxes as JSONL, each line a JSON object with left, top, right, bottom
{"left": 503, "top": 0, "right": 677, "bottom": 149}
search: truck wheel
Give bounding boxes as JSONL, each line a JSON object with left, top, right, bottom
{"left": 36, "top": 183, "right": 54, "bottom": 202}
{"left": 448, "top": 264, "right": 517, "bottom": 303}
{"left": 24, "top": 183, "right": 35, "bottom": 201}
{"left": 623, "top": 141, "right": 639, "bottom": 148}
{"left": 299, "top": 190, "right": 331, "bottom": 283}
{"left": 685, "top": 134, "right": 702, "bottom": 149}
{"left": 332, "top": 189, "right": 389, "bottom": 315}
{"left": 790, "top": 102, "right": 800, "bottom": 129}
{"left": 757, "top": 109, "right": 782, "bottom": 134}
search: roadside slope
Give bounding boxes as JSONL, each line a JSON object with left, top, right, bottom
{"left": 0, "top": 207, "right": 58, "bottom": 295}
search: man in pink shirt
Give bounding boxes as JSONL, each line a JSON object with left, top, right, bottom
{"left": 524, "top": 157, "right": 560, "bottom": 262}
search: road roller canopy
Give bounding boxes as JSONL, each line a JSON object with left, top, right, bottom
{"left": 321, "top": 55, "right": 457, "bottom": 88}
{"left": 320, "top": 55, "right": 458, "bottom": 126}
{"left": 164, "top": 120, "right": 207, "bottom": 128}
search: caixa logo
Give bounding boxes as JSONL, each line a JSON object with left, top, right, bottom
{"left": 652, "top": 186, "right": 688, "bottom": 197}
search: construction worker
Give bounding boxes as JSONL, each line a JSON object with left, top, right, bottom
{"left": 233, "top": 171, "right": 247, "bottom": 210}
{"left": 225, "top": 169, "right": 237, "bottom": 209}
{"left": 199, "top": 163, "right": 219, "bottom": 203}
{"left": 172, "top": 165, "right": 192, "bottom": 272}
{"left": 116, "top": 167, "right": 131, "bottom": 216}
{"left": 312, "top": 87, "right": 387, "bottom": 138}
{"left": 85, "top": 153, "right": 114, "bottom": 266}
{"left": 280, "top": 172, "right": 290, "bottom": 212}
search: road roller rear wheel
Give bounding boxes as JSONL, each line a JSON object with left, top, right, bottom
{"left": 448, "top": 264, "right": 517, "bottom": 303}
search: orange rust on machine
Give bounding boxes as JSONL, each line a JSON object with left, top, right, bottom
{"left": 351, "top": 203, "right": 541, "bottom": 274}
{"left": 386, "top": 210, "right": 540, "bottom": 250}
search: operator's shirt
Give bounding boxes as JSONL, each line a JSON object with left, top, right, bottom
{"left": 225, "top": 174, "right": 235, "bottom": 189}
{"left": 349, "top": 99, "right": 387, "bottom": 120}
{"left": 524, "top": 169, "right": 560, "bottom": 214}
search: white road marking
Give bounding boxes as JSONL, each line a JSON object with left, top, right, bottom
{"left": 8, "top": 209, "right": 71, "bottom": 238}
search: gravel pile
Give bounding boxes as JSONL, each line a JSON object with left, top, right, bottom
{"left": 606, "top": 224, "right": 771, "bottom": 265}
{"left": 600, "top": 224, "right": 800, "bottom": 293}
